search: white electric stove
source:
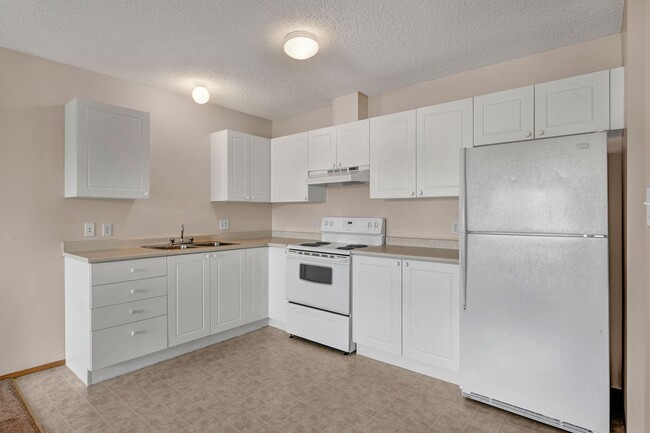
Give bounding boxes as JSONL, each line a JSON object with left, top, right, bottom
{"left": 285, "top": 217, "right": 385, "bottom": 353}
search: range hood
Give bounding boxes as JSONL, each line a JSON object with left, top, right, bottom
{"left": 306, "top": 166, "right": 369, "bottom": 186}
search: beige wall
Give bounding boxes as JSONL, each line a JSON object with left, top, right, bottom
{"left": 0, "top": 48, "right": 272, "bottom": 376}
{"left": 622, "top": 0, "right": 650, "bottom": 431}
{"left": 271, "top": 35, "right": 622, "bottom": 241}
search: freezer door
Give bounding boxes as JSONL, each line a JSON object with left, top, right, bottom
{"left": 460, "top": 234, "right": 609, "bottom": 433}
{"left": 464, "top": 132, "right": 607, "bottom": 235}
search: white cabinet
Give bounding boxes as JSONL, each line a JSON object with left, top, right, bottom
{"left": 167, "top": 253, "right": 211, "bottom": 347}
{"left": 535, "top": 70, "right": 610, "bottom": 138}
{"left": 370, "top": 103, "right": 471, "bottom": 199}
{"left": 352, "top": 255, "right": 403, "bottom": 355}
{"left": 210, "top": 250, "right": 246, "bottom": 334}
{"left": 65, "top": 98, "right": 150, "bottom": 199}
{"left": 402, "top": 260, "right": 459, "bottom": 372}
{"left": 308, "top": 120, "right": 370, "bottom": 171}
{"left": 65, "top": 257, "right": 168, "bottom": 385}
{"left": 245, "top": 248, "right": 269, "bottom": 323}
{"left": 369, "top": 110, "right": 417, "bottom": 198}
{"left": 211, "top": 130, "right": 270, "bottom": 202}
{"left": 473, "top": 86, "right": 535, "bottom": 146}
{"left": 416, "top": 99, "right": 473, "bottom": 197}
{"left": 474, "top": 70, "right": 612, "bottom": 146}
{"left": 271, "top": 132, "right": 326, "bottom": 202}
{"left": 352, "top": 255, "right": 460, "bottom": 382}
{"left": 268, "top": 246, "right": 287, "bottom": 328}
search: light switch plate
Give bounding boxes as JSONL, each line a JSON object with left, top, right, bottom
{"left": 84, "top": 223, "right": 95, "bottom": 237}
{"left": 219, "top": 219, "right": 230, "bottom": 230}
{"left": 646, "top": 187, "right": 650, "bottom": 227}
{"left": 452, "top": 222, "right": 460, "bottom": 234}
{"left": 312, "top": 220, "right": 320, "bottom": 229}
{"left": 102, "top": 223, "right": 112, "bottom": 237}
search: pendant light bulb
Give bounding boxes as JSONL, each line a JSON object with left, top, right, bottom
{"left": 284, "top": 31, "right": 319, "bottom": 60}
{"left": 192, "top": 84, "right": 210, "bottom": 104}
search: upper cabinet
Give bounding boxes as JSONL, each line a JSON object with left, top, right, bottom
{"left": 370, "top": 100, "right": 472, "bottom": 199}
{"left": 65, "top": 98, "right": 150, "bottom": 199}
{"left": 271, "top": 132, "right": 326, "bottom": 203}
{"left": 474, "top": 70, "right": 613, "bottom": 146}
{"left": 534, "top": 70, "right": 610, "bottom": 138}
{"left": 211, "top": 130, "right": 270, "bottom": 202}
{"left": 308, "top": 120, "right": 370, "bottom": 171}
{"left": 370, "top": 110, "right": 417, "bottom": 199}
{"left": 473, "top": 86, "right": 535, "bottom": 146}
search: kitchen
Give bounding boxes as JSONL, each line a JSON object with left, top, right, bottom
{"left": 0, "top": 1, "right": 648, "bottom": 433}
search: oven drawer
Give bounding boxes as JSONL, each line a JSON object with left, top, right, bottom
{"left": 286, "top": 303, "right": 353, "bottom": 353}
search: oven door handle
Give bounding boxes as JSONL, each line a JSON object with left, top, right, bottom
{"left": 286, "top": 251, "right": 350, "bottom": 265}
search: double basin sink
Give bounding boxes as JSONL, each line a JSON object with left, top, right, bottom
{"left": 142, "top": 241, "right": 238, "bottom": 250}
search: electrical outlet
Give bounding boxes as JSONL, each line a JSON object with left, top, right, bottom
{"left": 312, "top": 220, "right": 320, "bottom": 229}
{"left": 219, "top": 219, "right": 230, "bottom": 230}
{"left": 84, "top": 223, "right": 95, "bottom": 237}
{"left": 102, "top": 223, "right": 112, "bottom": 237}
{"left": 451, "top": 222, "right": 460, "bottom": 234}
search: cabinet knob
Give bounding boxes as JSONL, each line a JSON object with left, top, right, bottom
{"left": 251, "top": 196, "right": 255, "bottom": 200}
{"left": 304, "top": 196, "right": 307, "bottom": 201}
{"left": 129, "top": 268, "right": 136, "bottom": 273}
{"left": 331, "top": 163, "right": 336, "bottom": 167}
{"left": 130, "top": 331, "right": 140, "bottom": 337}
{"left": 418, "top": 191, "right": 423, "bottom": 196}
{"left": 205, "top": 254, "right": 210, "bottom": 259}
{"left": 537, "top": 130, "right": 545, "bottom": 136}
{"left": 404, "top": 262, "right": 409, "bottom": 267}
{"left": 396, "top": 261, "right": 401, "bottom": 266}
{"left": 246, "top": 196, "right": 250, "bottom": 200}
{"left": 129, "top": 310, "right": 137, "bottom": 315}
{"left": 410, "top": 191, "right": 415, "bottom": 196}
{"left": 130, "top": 289, "right": 136, "bottom": 295}
{"left": 143, "top": 192, "right": 149, "bottom": 197}
{"left": 525, "top": 132, "right": 532, "bottom": 137}
{"left": 337, "top": 162, "right": 341, "bottom": 167}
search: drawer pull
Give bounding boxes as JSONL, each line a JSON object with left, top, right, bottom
{"left": 130, "top": 289, "right": 138, "bottom": 295}
{"left": 129, "top": 268, "right": 136, "bottom": 273}
{"left": 129, "top": 309, "right": 141, "bottom": 315}
{"left": 130, "top": 330, "right": 142, "bottom": 337}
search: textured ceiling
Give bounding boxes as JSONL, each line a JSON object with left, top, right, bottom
{"left": 0, "top": 0, "right": 623, "bottom": 119}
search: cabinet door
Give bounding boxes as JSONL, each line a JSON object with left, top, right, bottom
{"left": 245, "top": 248, "right": 269, "bottom": 323}
{"left": 271, "top": 133, "right": 309, "bottom": 202}
{"left": 211, "top": 250, "right": 246, "bottom": 334}
{"left": 249, "top": 135, "right": 271, "bottom": 202}
{"left": 535, "top": 70, "right": 610, "bottom": 138}
{"left": 402, "top": 260, "right": 459, "bottom": 371}
{"left": 227, "top": 131, "right": 250, "bottom": 201}
{"left": 352, "top": 255, "right": 402, "bottom": 355}
{"left": 268, "top": 247, "right": 287, "bottom": 326}
{"left": 65, "top": 98, "right": 150, "bottom": 199}
{"left": 369, "top": 110, "right": 417, "bottom": 198}
{"left": 308, "top": 127, "right": 337, "bottom": 171}
{"left": 336, "top": 119, "right": 369, "bottom": 168}
{"left": 473, "top": 86, "right": 534, "bottom": 146}
{"left": 417, "top": 99, "right": 472, "bottom": 197}
{"left": 167, "top": 254, "right": 210, "bottom": 347}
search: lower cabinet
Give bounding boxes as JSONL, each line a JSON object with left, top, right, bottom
{"left": 352, "top": 255, "right": 460, "bottom": 381}
{"left": 167, "top": 253, "right": 211, "bottom": 346}
{"left": 168, "top": 248, "right": 269, "bottom": 346}
{"left": 268, "top": 246, "right": 287, "bottom": 327}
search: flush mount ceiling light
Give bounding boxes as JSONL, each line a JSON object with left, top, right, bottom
{"left": 283, "top": 31, "right": 319, "bottom": 60}
{"left": 192, "top": 83, "right": 210, "bottom": 104}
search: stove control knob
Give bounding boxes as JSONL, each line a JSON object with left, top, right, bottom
{"left": 367, "top": 222, "right": 372, "bottom": 228}
{"left": 374, "top": 222, "right": 379, "bottom": 228}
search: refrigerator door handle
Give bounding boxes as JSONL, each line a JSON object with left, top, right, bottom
{"left": 459, "top": 148, "right": 468, "bottom": 310}
{"left": 460, "top": 232, "right": 467, "bottom": 309}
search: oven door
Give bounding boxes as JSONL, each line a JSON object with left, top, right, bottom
{"left": 285, "top": 250, "right": 351, "bottom": 315}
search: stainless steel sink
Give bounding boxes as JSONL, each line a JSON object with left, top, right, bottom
{"left": 142, "top": 244, "right": 198, "bottom": 250}
{"left": 192, "top": 241, "right": 238, "bottom": 247}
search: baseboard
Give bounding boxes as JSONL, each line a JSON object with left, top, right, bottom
{"left": 0, "top": 360, "right": 65, "bottom": 380}
{"left": 268, "top": 318, "right": 286, "bottom": 331}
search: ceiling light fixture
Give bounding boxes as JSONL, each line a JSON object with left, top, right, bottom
{"left": 283, "top": 31, "right": 319, "bottom": 60}
{"left": 192, "top": 84, "right": 210, "bottom": 104}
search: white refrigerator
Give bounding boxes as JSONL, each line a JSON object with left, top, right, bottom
{"left": 459, "top": 132, "right": 609, "bottom": 433}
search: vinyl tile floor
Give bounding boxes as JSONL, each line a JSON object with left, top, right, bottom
{"left": 16, "top": 326, "right": 625, "bottom": 433}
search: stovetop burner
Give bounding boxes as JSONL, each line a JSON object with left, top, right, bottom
{"left": 336, "top": 244, "right": 368, "bottom": 250}
{"left": 300, "top": 241, "right": 331, "bottom": 247}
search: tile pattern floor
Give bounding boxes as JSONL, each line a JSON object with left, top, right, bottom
{"left": 16, "top": 327, "right": 625, "bottom": 433}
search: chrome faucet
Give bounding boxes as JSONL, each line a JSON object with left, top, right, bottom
{"left": 180, "top": 224, "right": 185, "bottom": 243}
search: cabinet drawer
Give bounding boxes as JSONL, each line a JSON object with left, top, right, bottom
{"left": 92, "top": 296, "right": 167, "bottom": 331}
{"left": 91, "top": 315, "right": 167, "bottom": 370}
{"left": 91, "top": 257, "right": 166, "bottom": 286}
{"left": 91, "top": 276, "right": 167, "bottom": 308}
